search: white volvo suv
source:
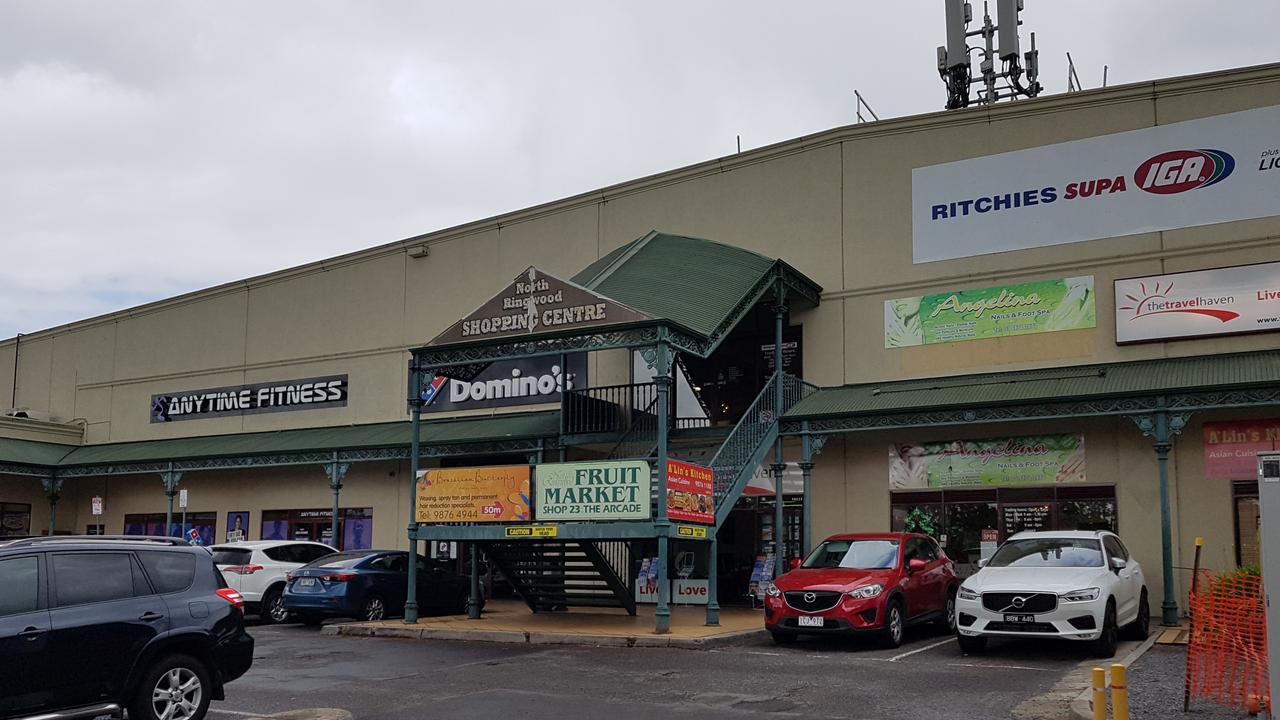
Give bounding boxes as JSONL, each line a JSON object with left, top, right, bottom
{"left": 211, "top": 540, "right": 337, "bottom": 623}
{"left": 954, "top": 530, "right": 1148, "bottom": 658}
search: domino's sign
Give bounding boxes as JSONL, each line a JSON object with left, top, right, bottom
{"left": 913, "top": 105, "right": 1280, "bottom": 264}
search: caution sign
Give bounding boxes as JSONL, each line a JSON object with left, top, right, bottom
{"left": 676, "top": 525, "right": 708, "bottom": 539}
{"left": 505, "top": 526, "right": 558, "bottom": 538}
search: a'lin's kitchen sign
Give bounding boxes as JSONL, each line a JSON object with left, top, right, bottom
{"left": 150, "top": 375, "right": 348, "bottom": 423}
{"left": 429, "top": 267, "right": 653, "bottom": 345}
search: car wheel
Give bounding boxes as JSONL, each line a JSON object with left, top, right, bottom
{"left": 1124, "top": 590, "right": 1150, "bottom": 641}
{"left": 935, "top": 590, "right": 957, "bottom": 634}
{"left": 956, "top": 633, "right": 987, "bottom": 655}
{"left": 770, "top": 631, "right": 797, "bottom": 645}
{"left": 1092, "top": 601, "right": 1119, "bottom": 659}
{"left": 128, "top": 654, "right": 212, "bottom": 720}
{"left": 260, "top": 586, "right": 289, "bottom": 625}
{"left": 879, "top": 599, "right": 905, "bottom": 649}
{"left": 362, "top": 594, "right": 387, "bottom": 622}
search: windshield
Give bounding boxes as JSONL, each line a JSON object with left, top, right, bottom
{"left": 802, "top": 539, "right": 899, "bottom": 570}
{"left": 304, "top": 551, "right": 368, "bottom": 568}
{"left": 988, "top": 538, "right": 1104, "bottom": 568}
{"left": 209, "top": 547, "right": 251, "bottom": 566}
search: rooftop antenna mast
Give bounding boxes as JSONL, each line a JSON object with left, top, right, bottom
{"left": 1066, "top": 51, "right": 1083, "bottom": 92}
{"left": 938, "top": 0, "right": 1041, "bottom": 109}
{"left": 854, "top": 90, "right": 880, "bottom": 123}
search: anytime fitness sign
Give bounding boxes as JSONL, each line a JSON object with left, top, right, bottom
{"left": 913, "top": 105, "right": 1280, "bottom": 263}
{"left": 1114, "top": 261, "right": 1280, "bottom": 344}
{"left": 151, "top": 375, "right": 348, "bottom": 423}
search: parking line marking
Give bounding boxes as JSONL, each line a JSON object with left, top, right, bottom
{"left": 210, "top": 710, "right": 269, "bottom": 718}
{"left": 889, "top": 637, "right": 954, "bottom": 662}
{"left": 946, "top": 662, "right": 1056, "bottom": 672}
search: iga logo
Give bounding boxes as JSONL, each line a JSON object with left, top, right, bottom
{"left": 1135, "top": 149, "right": 1235, "bottom": 194}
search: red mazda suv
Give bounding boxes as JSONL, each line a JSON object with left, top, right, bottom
{"left": 764, "top": 532, "right": 959, "bottom": 647}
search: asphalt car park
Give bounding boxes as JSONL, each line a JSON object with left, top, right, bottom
{"left": 217, "top": 617, "right": 1136, "bottom": 720}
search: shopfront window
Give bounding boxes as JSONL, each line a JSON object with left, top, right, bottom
{"left": 261, "top": 508, "right": 372, "bottom": 550}
{"left": 123, "top": 512, "right": 216, "bottom": 545}
{"left": 1233, "top": 480, "right": 1261, "bottom": 567}
{"left": 891, "top": 486, "right": 1116, "bottom": 578}
{"left": 0, "top": 503, "right": 31, "bottom": 537}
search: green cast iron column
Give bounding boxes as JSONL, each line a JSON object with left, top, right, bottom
{"left": 654, "top": 339, "right": 672, "bottom": 634}
{"left": 161, "top": 465, "right": 182, "bottom": 537}
{"left": 772, "top": 284, "right": 787, "bottom": 577}
{"left": 41, "top": 476, "right": 62, "bottom": 535}
{"left": 469, "top": 542, "right": 482, "bottom": 619}
{"left": 706, "top": 534, "right": 720, "bottom": 626}
{"left": 1154, "top": 410, "right": 1179, "bottom": 627}
{"left": 405, "top": 359, "right": 425, "bottom": 624}
{"left": 800, "top": 429, "right": 814, "bottom": 558}
{"left": 324, "top": 453, "right": 350, "bottom": 549}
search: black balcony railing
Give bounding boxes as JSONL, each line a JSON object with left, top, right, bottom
{"left": 562, "top": 382, "right": 660, "bottom": 435}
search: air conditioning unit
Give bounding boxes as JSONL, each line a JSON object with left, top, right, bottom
{"left": 3, "top": 408, "right": 57, "bottom": 423}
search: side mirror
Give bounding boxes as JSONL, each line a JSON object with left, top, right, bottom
{"left": 789, "top": 558, "right": 802, "bottom": 570}
{"left": 977, "top": 557, "right": 989, "bottom": 568}
{"left": 908, "top": 559, "right": 927, "bottom": 573}
{"left": 1110, "top": 557, "right": 1127, "bottom": 572}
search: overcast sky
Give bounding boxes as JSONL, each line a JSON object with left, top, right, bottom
{"left": 2, "top": 1, "right": 1277, "bottom": 339}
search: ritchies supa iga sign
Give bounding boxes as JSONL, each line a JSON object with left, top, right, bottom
{"left": 429, "top": 267, "right": 653, "bottom": 345}
{"left": 912, "top": 104, "right": 1280, "bottom": 264}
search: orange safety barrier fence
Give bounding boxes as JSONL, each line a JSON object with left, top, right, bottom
{"left": 1185, "top": 568, "right": 1270, "bottom": 713}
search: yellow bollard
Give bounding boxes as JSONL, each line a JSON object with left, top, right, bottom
{"left": 1092, "top": 667, "right": 1107, "bottom": 720}
{"left": 1111, "top": 663, "right": 1129, "bottom": 720}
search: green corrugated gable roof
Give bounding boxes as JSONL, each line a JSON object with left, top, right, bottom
{"left": 2, "top": 413, "right": 559, "bottom": 470}
{"left": 785, "top": 351, "right": 1280, "bottom": 421}
{"left": 572, "top": 231, "right": 821, "bottom": 339}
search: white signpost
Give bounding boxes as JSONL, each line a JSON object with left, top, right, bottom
{"left": 91, "top": 495, "right": 103, "bottom": 536}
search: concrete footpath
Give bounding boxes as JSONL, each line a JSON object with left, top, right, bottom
{"left": 324, "top": 599, "right": 766, "bottom": 649}
{"left": 1067, "top": 632, "right": 1162, "bottom": 720}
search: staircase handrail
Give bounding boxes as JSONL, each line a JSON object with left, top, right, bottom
{"left": 606, "top": 393, "right": 661, "bottom": 460}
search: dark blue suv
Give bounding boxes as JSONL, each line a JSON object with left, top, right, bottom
{"left": 0, "top": 536, "right": 253, "bottom": 720}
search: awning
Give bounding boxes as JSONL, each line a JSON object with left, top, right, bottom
{"left": 782, "top": 351, "right": 1280, "bottom": 433}
{"left": 1, "top": 411, "right": 561, "bottom": 476}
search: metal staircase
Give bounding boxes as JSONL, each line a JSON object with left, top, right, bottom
{"left": 480, "top": 540, "right": 637, "bottom": 614}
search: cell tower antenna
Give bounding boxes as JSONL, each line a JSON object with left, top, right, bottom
{"left": 855, "top": 90, "right": 880, "bottom": 123}
{"left": 938, "top": 0, "right": 1041, "bottom": 109}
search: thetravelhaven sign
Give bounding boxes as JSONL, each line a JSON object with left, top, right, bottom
{"left": 422, "top": 355, "right": 587, "bottom": 413}
{"left": 150, "top": 375, "right": 348, "bottom": 423}
{"left": 429, "top": 267, "right": 654, "bottom": 345}
{"left": 912, "top": 104, "right": 1280, "bottom": 264}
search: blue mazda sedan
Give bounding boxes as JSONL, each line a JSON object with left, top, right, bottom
{"left": 282, "top": 549, "right": 473, "bottom": 624}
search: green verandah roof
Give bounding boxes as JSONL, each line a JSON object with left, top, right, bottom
{"left": 0, "top": 412, "right": 560, "bottom": 474}
{"left": 783, "top": 351, "right": 1280, "bottom": 426}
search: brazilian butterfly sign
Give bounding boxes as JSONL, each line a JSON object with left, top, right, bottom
{"left": 912, "top": 105, "right": 1280, "bottom": 263}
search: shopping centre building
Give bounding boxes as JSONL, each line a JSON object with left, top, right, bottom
{"left": 4, "top": 62, "right": 1280, "bottom": 629}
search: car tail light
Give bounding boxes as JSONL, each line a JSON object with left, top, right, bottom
{"left": 216, "top": 588, "right": 245, "bottom": 612}
{"left": 224, "top": 565, "right": 264, "bottom": 575}
{"left": 320, "top": 573, "right": 356, "bottom": 583}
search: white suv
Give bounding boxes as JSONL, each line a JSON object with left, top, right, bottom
{"left": 211, "top": 540, "right": 337, "bottom": 624}
{"left": 954, "top": 530, "right": 1148, "bottom": 658}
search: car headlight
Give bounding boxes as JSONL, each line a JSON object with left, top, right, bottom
{"left": 1060, "top": 587, "right": 1101, "bottom": 603}
{"left": 847, "top": 584, "right": 884, "bottom": 599}
{"left": 957, "top": 585, "right": 980, "bottom": 601}
{"left": 765, "top": 583, "right": 781, "bottom": 597}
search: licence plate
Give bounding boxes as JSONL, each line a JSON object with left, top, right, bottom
{"left": 798, "top": 616, "right": 824, "bottom": 628}
{"left": 297, "top": 577, "right": 317, "bottom": 588}
{"left": 1003, "top": 614, "right": 1036, "bottom": 624}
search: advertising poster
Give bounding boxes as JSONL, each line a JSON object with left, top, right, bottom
{"left": 913, "top": 104, "right": 1280, "bottom": 263}
{"left": 343, "top": 518, "right": 372, "bottom": 550}
{"left": 666, "top": 459, "right": 715, "bottom": 524}
{"left": 1203, "top": 419, "right": 1280, "bottom": 480}
{"left": 885, "top": 277, "right": 1095, "bottom": 348}
{"left": 889, "top": 434, "right": 1086, "bottom": 488}
{"left": 225, "top": 511, "right": 249, "bottom": 542}
{"left": 1114, "top": 262, "right": 1280, "bottom": 344}
{"left": 535, "top": 460, "right": 651, "bottom": 521}
{"left": 423, "top": 355, "right": 587, "bottom": 413}
{"left": 416, "top": 466, "right": 531, "bottom": 523}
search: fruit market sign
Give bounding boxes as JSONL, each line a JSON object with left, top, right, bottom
{"left": 885, "top": 277, "right": 1095, "bottom": 347}
{"left": 429, "top": 267, "right": 653, "bottom": 345}
{"left": 535, "top": 460, "right": 652, "bottom": 521}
